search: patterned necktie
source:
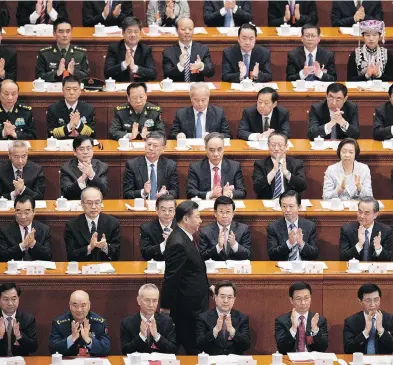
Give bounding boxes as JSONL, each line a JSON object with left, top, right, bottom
{"left": 288, "top": 223, "right": 299, "bottom": 261}
{"left": 362, "top": 229, "right": 370, "bottom": 261}
{"left": 356, "top": 0, "right": 362, "bottom": 10}
{"left": 39, "top": 1, "right": 46, "bottom": 24}
{"left": 367, "top": 317, "right": 376, "bottom": 354}
{"left": 184, "top": 46, "right": 191, "bottom": 82}
{"left": 243, "top": 53, "right": 250, "bottom": 79}
{"left": 305, "top": 53, "right": 315, "bottom": 81}
{"left": 297, "top": 315, "right": 306, "bottom": 352}
{"left": 91, "top": 220, "right": 97, "bottom": 236}
{"left": 150, "top": 164, "right": 157, "bottom": 199}
{"left": 129, "top": 48, "right": 135, "bottom": 81}
{"left": 146, "top": 319, "right": 152, "bottom": 345}
{"left": 224, "top": 9, "right": 231, "bottom": 27}
{"left": 272, "top": 163, "right": 282, "bottom": 199}
{"left": 7, "top": 316, "right": 12, "bottom": 356}
{"left": 15, "top": 169, "right": 22, "bottom": 179}
{"left": 195, "top": 111, "right": 203, "bottom": 138}
{"left": 24, "top": 226, "right": 33, "bottom": 261}
{"left": 263, "top": 117, "right": 269, "bottom": 132}
{"left": 222, "top": 314, "right": 227, "bottom": 339}
{"left": 213, "top": 166, "right": 220, "bottom": 187}
{"left": 224, "top": 228, "right": 229, "bottom": 255}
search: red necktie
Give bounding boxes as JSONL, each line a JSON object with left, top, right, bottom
{"left": 129, "top": 49, "right": 135, "bottom": 81}
{"left": 222, "top": 314, "right": 227, "bottom": 339}
{"left": 213, "top": 167, "right": 220, "bottom": 187}
{"left": 297, "top": 315, "right": 306, "bottom": 352}
{"left": 39, "top": 1, "right": 46, "bottom": 23}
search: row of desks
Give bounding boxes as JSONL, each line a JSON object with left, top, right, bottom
{"left": 4, "top": 261, "right": 393, "bottom": 355}
{"left": 3, "top": 27, "right": 393, "bottom": 82}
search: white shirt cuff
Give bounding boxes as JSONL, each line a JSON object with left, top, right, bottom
{"left": 356, "top": 243, "right": 362, "bottom": 253}
{"left": 101, "top": 244, "right": 108, "bottom": 255}
{"left": 286, "top": 240, "right": 294, "bottom": 251}
{"left": 78, "top": 181, "right": 87, "bottom": 190}
{"left": 160, "top": 241, "right": 166, "bottom": 254}
{"left": 177, "top": 62, "right": 185, "bottom": 72}
{"left": 121, "top": 61, "right": 128, "bottom": 71}
{"left": 324, "top": 123, "right": 331, "bottom": 135}
{"left": 154, "top": 333, "right": 161, "bottom": 342}
{"left": 102, "top": 11, "right": 107, "bottom": 20}
{"left": 132, "top": 65, "right": 139, "bottom": 73}
{"left": 231, "top": 241, "right": 239, "bottom": 253}
{"left": 19, "top": 243, "right": 25, "bottom": 252}
{"left": 10, "top": 191, "right": 16, "bottom": 201}
{"left": 248, "top": 133, "right": 259, "bottom": 141}
{"left": 48, "top": 8, "right": 58, "bottom": 21}
{"left": 141, "top": 189, "right": 148, "bottom": 199}
{"left": 199, "top": 62, "right": 205, "bottom": 72}
{"left": 299, "top": 70, "right": 306, "bottom": 80}
{"left": 220, "top": 7, "right": 226, "bottom": 16}
{"left": 139, "top": 332, "right": 147, "bottom": 342}
{"left": 363, "top": 330, "right": 369, "bottom": 339}
{"left": 317, "top": 70, "right": 324, "bottom": 79}
{"left": 216, "top": 244, "right": 223, "bottom": 253}
{"left": 290, "top": 328, "right": 297, "bottom": 338}
{"left": 390, "top": 126, "right": 393, "bottom": 136}
{"left": 233, "top": 5, "right": 238, "bottom": 13}
{"left": 311, "top": 328, "right": 319, "bottom": 336}
{"left": 375, "top": 246, "right": 382, "bottom": 256}
{"left": 341, "top": 122, "right": 349, "bottom": 132}
{"left": 205, "top": 191, "right": 212, "bottom": 200}
{"left": 30, "top": 11, "right": 40, "bottom": 24}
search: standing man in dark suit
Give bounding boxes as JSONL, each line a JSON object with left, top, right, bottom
{"left": 199, "top": 196, "right": 251, "bottom": 261}
{"left": 344, "top": 284, "right": 393, "bottom": 354}
{"left": 0, "top": 195, "right": 52, "bottom": 262}
{"left": 0, "top": 141, "right": 45, "bottom": 200}
{"left": 104, "top": 17, "right": 156, "bottom": 82}
{"left": 140, "top": 195, "right": 177, "bottom": 261}
{"left": 169, "top": 82, "right": 231, "bottom": 139}
{"left": 64, "top": 187, "right": 120, "bottom": 261}
{"left": 16, "top": 0, "right": 68, "bottom": 26}
{"left": 120, "top": 283, "right": 177, "bottom": 354}
{"left": 308, "top": 83, "right": 360, "bottom": 141}
{"left": 187, "top": 132, "right": 246, "bottom": 199}
{"left": 60, "top": 136, "right": 108, "bottom": 200}
{"left": 340, "top": 196, "right": 392, "bottom": 261}
{"left": 160, "top": 201, "right": 210, "bottom": 354}
{"left": 268, "top": 0, "right": 318, "bottom": 27}
{"left": 222, "top": 23, "right": 271, "bottom": 83}
{"left": 267, "top": 190, "right": 318, "bottom": 261}
{"left": 123, "top": 132, "right": 179, "bottom": 199}
{"left": 252, "top": 133, "right": 306, "bottom": 199}
{"left": 82, "top": 1, "right": 133, "bottom": 27}
{"left": 374, "top": 85, "right": 393, "bottom": 141}
{"left": 196, "top": 280, "right": 250, "bottom": 355}
{"left": 275, "top": 282, "right": 328, "bottom": 354}
{"left": 204, "top": 1, "right": 252, "bottom": 27}
{"left": 0, "top": 283, "right": 37, "bottom": 356}
{"left": 163, "top": 17, "right": 215, "bottom": 82}
{"left": 0, "top": 27, "right": 17, "bottom": 82}
{"left": 47, "top": 75, "right": 95, "bottom": 139}
{"left": 331, "top": 1, "right": 383, "bottom": 27}
{"left": 238, "top": 87, "right": 290, "bottom": 140}
{"left": 287, "top": 24, "right": 337, "bottom": 82}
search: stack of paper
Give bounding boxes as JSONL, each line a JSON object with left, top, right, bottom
{"left": 98, "top": 263, "right": 116, "bottom": 273}
{"left": 104, "top": 26, "right": 121, "bottom": 34}
{"left": 16, "top": 261, "right": 56, "bottom": 270}
{"left": 217, "top": 27, "right": 262, "bottom": 34}
{"left": 382, "top": 140, "right": 393, "bottom": 150}
{"left": 63, "top": 359, "right": 112, "bottom": 365}
{"left": 359, "top": 263, "right": 393, "bottom": 272}
{"left": 276, "top": 27, "right": 302, "bottom": 36}
{"left": 287, "top": 352, "right": 337, "bottom": 361}
{"left": 363, "top": 356, "right": 393, "bottom": 364}
{"left": 226, "top": 260, "right": 250, "bottom": 269}
{"left": 247, "top": 140, "right": 294, "bottom": 150}
{"left": 185, "top": 138, "right": 230, "bottom": 146}
{"left": 339, "top": 27, "right": 357, "bottom": 35}
{"left": 310, "top": 141, "right": 340, "bottom": 150}
{"left": 158, "top": 27, "right": 177, "bottom": 35}
{"left": 278, "top": 262, "right": 328, "bottom": 271}
{"left": 194, "top": 27, "right": 208, "bottom": 34}
{"left": 123, "top": 353, "right": 176, "bottom": 365}
{"left": 208, "top": 355, "right": 254, "bottom": 364}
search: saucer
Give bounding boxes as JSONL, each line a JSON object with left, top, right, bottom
{"left": 103, "top": 87, "right": 116, "bottom": 92}
{"left": 55, "top": 207, "right": 70, "bottom": 212}
{"left": 144, "top": 269, "right": 161, "bottom": 274}
{"left": 346, "top": 269, "right": 362, "bottom": 274}
{"left": 330, "top": 204, "right": 344, "bottom": 211}
{"left": 4, "top": 271, "right": 20, "bottom": 275}
{"left": 293, "top": 88, "right": 308, "bottom": 92}
{"left": 288, "top": 269, "right": 305, "bottom": 274}
{"left": 117, "top": 147, "right": 131, "bottom": 151}
{"left": 128, "top": 206, "right": 147, "bottom": 211}
{"left": 207, "top": 270, "right": 218, "bottom": 274}
{"left": 92, "top": 33, "right": 107, "bottom": 37}
{"left": 66, "top": 270, "right": 81, "bottom": 275}
{"left": 44, "top": 147, "right": 60, "bottom": 151}
{"left": 174, "top": 146, "right": 191, "bottom": 151}
{"left": 32, "top": 88, "right": 47, "bottom": 92}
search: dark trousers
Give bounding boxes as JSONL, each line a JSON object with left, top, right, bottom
{"left": 171, "top": 312, "right": 198, "bottom": 355}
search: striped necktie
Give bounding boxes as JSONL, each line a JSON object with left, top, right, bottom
{"left": 184, "top": 46, "right": 191, "bottom": 82}
{"left": 272, "top": 163, "right": 282, "bottom": 199}
{"left": 288, "top": 223, "right": 299, "bottom": 261}
{"left": 362, "top": 230, "right": 370, "bottom": 261}
{"left": 297, "top": 315, "right": 306, "bottom": 351}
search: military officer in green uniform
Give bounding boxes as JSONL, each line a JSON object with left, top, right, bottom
{"left": 0, "top": 80, "right": 36, "bottom": 140}
{"left": 49, "top": 290, "right": 110, "bottom": 356}
{"left": 36, "top": 17, "right": 90, "bottom": 82}
{"left": 109, "top": 82, "right": 165, "bottom": 141}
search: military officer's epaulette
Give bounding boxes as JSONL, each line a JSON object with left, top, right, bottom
{"left": 116, "top": 105, "right": 130, "bottom": 111}
{"left": 91, "top": 316, "right": 105, "bottom": 324}
{"left": 146, "top": 106, "right": 161, "bottom": 112}
{"left": 56, "top": 318, "right": 71, "bottom": 325}
{"left": 39, "top": 46, "right": 53, "bottom": 53}
{"left": 73, "top": 46, "right": 87, "bottom": 52}
{"left": 18, "top": 104, "right": 32, "bottom": 111}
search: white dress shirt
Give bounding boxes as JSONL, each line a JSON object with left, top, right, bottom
{"left": 139, "top": 313, "right": 161, "bottom": 342}
{"left": 205, "top": 160, "right": 223, "bottom": 200}
{"left": 362, "top": 311, "right": 384, "bottom": 338}
{"left": 355, "top": 223, "right": 382, "bottom": 256}
{"left": 65, "top": 100, "right": 81, "bottom": 132}
{"left": 216, "top": 222, "right": 238, "bottom": 254}
{"left": 85, "top": 215, "right": 108, "bottom": 255}
{"left": 299, "top": 47, "right": 324, "bottom": 80}
{"left": 219, "top": 3, "right": 239, "bottom": 27}
{"left": 141, "top": 158, "right": 159, "bottom": 199}
{"left": 11, "top": 164, "right": 26, "bottom": 201}
{"left": 30, "top": 0, "right": 58, "bottom": 24}
{"left": 285, "top": 218, "right": 305, "bottom": 258}
{"left": 289, "top": 311, "right": 318, "bottom": 349}
{"left": 2, "top": 311, "right": 16, "bottom": 332}
{"left": 249, "top": 110, "right": 273, "bottom": 141}
{"left": 19, "top": 223, "right": 32, "bottom": 252}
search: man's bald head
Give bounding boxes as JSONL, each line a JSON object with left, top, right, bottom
{"left": 69, "top": 290, "right": 91, "bottom": 322}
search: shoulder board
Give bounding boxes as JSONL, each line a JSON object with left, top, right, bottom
{"left": 116, "top": 105, "right": 130, "bottom": 111}
{"left": 91, "top": 317, "right": 105, "bottom": 323}
{"left": 73, "top": 46, "right": 87, "bottom": 52}
{"left": 18, "top": 104, "right": 32, "bottom": 111}
{"left": 56, "top": 318, "right": 70, "bottom": 325}
{"left": 146, "top": 106, "right": 161, "bottom": 112}
{"left": 39, "top": 46, "right": 52, "bottom": 52}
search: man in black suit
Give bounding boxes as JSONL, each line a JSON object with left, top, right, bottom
{"left": 268, "top": 0, "right": 318, "bottom": 27}
{"left": 47, "top": 75, "right": 95, "bottom": 139}
{"left": 187, "top": 132, "right": 246, "bottom": 199}
{"left": 204, "top": 1, "right": 252, "bottom": 27}
{"left": 267, "top": 190, "right": 318, "bottom": 261}
{"left": 169, "top": 82, "right": 231, "bottom": 139}
{"left": 60, "top": 136, "right": 108, "bottom": 200}
{"left": 0, "top": 141, "right": 45, "bottom": 200}
{"left": 238, "top": 87, "right": 290, "bottom": 140}
{"left": 163, "top": 17, "right": 215, "bottom": 82}
{"left": 82, "top": 0, "right": 133, "bottom": 27}
{"left": 287, "top": 24, "right": 337, "bottom": 82}
{"left": 252, "top": 132, "right": 306, "bottom": 199}
{"left": 123, "top": 132, "right": 179, "bottom": 199}
{"left": 373, "top": 84, "right": 393, "bottom": 141}
{"left": 104, "top": 16, "right": 156, "bottom": 82}
{"left": 275, "top": 282, "right": 328, "bottom": 354}
{"left": 0, "top": 195, "right": 52, "bottom": 262}
{"left": 340, "top": 196, "right": 392, "bottom": 261}
{"left": 16, "top": 0, "right": 68, "bottom": 26}
{"left": 308, "top": 83, "right": 360, "bottom": 141}
{"left": 160, "top": 201, "right": 211, "bottom": 354}
{"left": 64, "top": 187, "right": 120, "bottom": 261}
{"left": 222, "top": 23, "right": 271, "bottom": 83}
{"left": 196, "top": 280, "right": 250, "bottom": 355}
{"left": 140, "top": 195, "right": 177, "bottom": 261}
{"left": 199, "top": 196, "right": 251, "bottom": 261}
{"left": 120, "top": 283, "right": 177, "bottom": 354}
{"left": 331, "top": 0, "right": 383, "bottom": 27}
{"left": 0, "top": 27, "right": 17, "bottom": 81}
{"left": 0, "top": 283, "right": 37, "bottom": 356}
{"left": 344, "top": 283, "right": 393, "bottom": 354}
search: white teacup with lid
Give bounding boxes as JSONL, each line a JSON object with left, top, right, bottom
{"left": 56, "top": 196, "right": 68, "bottom": 210}
{"left": 162, "top": 78, "right": 173, "bottom": 92}
{"left": 67, "top": 262, "right": 79, "bottom": 274}
{"left": 119, "top": 136, "right": 130, "bottom": 150}
{"left": 241, "top": 77, "right": 253, "bottom": 91}
{"left": 105, "top": 77, "right": 116, "bottom": 91}
{"left": 7, "top": 260, "right": 18, "bottom": 274}
{"left": 313, "top": 135, "right": 324, "bottom": 149}
{"left": 33, "top": 77, "right": 46, "bottom": 91}
{"left": 51, "top": 352, "right": 63, "bottom": 365}
{"left": 47, "top": 136, "right": 57, "bottom": 150}
{"left": 134, "top": 198, "right": 145, "bottom": 210}
{"left": 95, "top": 23, "right": 105, "bottom": 36}
{"left": 347, "top": 258, "right": 360, "bottom": 272}
{"left": 280, "top": 23, "right": 291, "bottom": 35}
{"left": 0, "top": 196, "right": 8, "bottom": 210}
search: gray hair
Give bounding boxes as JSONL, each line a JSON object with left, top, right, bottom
{"left": 204, "top": 132, "right": 224, "bottom": 147}
{"left": 138, "top": 283, "right": 159, "bottom": 296}
{"left": 358, "top": 196, "right": 379, "bottom": 213}
{"left": 190, "top": 82, "right": 210, "bottom": 97}
{"left": 8, "top": 140, "right": 28, "bottom": 154}
{"left": 80, "top": 186, "right": 103, "bottom": 201}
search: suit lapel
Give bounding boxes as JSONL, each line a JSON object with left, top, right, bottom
{"left": 270, "top": 108, "right": 278, "bottom": 131}
{"left": 266, "top": 158, "right": 276, "bottom": 194}
{"left": 190, "top": 43, "right": 198, "bottom": 63}
{"left": 279, "top": 218, "right": 289, "bottom": 243}
{"left": 138, "top": 157, "right": 149, "bottom": 184}
{"left": 233, "top": 45, "right": 243, "bottom": 70}
{"left": 206, "top": 106, "right": 214, "bottom": 133}
{"left": 77, "top": 214, "right": 92, "bottom": 244}
{"left": 134, "top": 43, "right": 142, "bottom": 66}
{"left": 220, "top": 159, "right": 229, "bottom": 187}
{"left": 202, "top": 158, "right": 212, "bottom": 191}
{"left": 11, "top": 221, "right": 23, "bottom": 243}
{"left": 157, "top": 157, "right": 166, "bottom": 191}
{"left": 298, "top": 48, "right": 306, "bottom": 70}
{"left": 71, "top": 158, "right": 82, "bottom": 179}
{"left": 186, "top": 107, "right": 196, "bottom": 137}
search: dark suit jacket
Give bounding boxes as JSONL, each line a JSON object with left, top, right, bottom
{"left": 160, "top": 227, "right": 209, "bottom": 318}
{"left": 203, "top": 1, "right": 252, "bottom": 27}
{"left": 0, "top": 310, "right": 37, "bottom": 356}
{"left": 308, "top": 100, "right": 360, "bottom": 140}
{"left": 339, "top": 221, "right": 392, "bottom": 261}
{"left": 252, "top": 156, "right": 307, "bottom": 199}
{"left": 104, "top": 40, "right": 156, "bottom": 82}
{"left": 344, "top": 310, "right": 393, "bottom": 354}
{"left": 60, "top": 158, "right": 109, "bottom": 200}
{"left": 64, "top": 212, "right": 120, "bottom": 261}
{"left": 187, "top": 157, "right": 246, "bottom": 199}
{"left": 222, "top": 44, "right": 272, "bottom": 83}
{"left": 198, "top": 221, "right": 251, "bottom": 261}
{"left": 331, "top": 0, "right": 383, "bottom": 27}
{"left": 163, "top": 42, "right": 215, "bottom": 82}
{"left": 268, "top": 0, "right": 318, "bottom": 26}
{"left": 16, "top": 1, "right": 68, "bottom": 26}
{"left": 82, "top": 1, "right": 133, "bottom": 27}
{"left": 373, "top": 102, "right": 393, "bottom": 141}
{"left": 140, "top": 218, "right": 177, "bottom": 261}
{"left": 0, "top": 47, "right": 17, "bottom": 81}
{"left": 267, "top": 217, "right": 319, "bottom": 261}
{"left": 169, "top": 105, "right": 232, "bottom": 139}
{"left": 286, "top": 46, "right": 337, "bottom": 82}
{"left": 0, "top": 2, "right": 10, "bottom": 27}
{"left": 0, "top": 160, "right": 45, "bottom": 200}
{"left": 196, "top": 308, "right": 250, "bottom": 355}
{"left": 238, "top": 105, "right": 290, "bottom": 140}
{"left": 123, "top": 156, "right": 179, "bottom": 199}
{"left": 120, "top": 313, "right": 177, "bottom": 354}
{"left": 0, "top": 220, "right": 51, "bottom": 262}
{"left": 275, "top": 311, "right": 328, "bottom": 354}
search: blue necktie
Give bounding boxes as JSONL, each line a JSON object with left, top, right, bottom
{"left": 196, "top": 111, "right": 203, "bottom": 138}
{"left": 362, "top": 230, "right": 370, "bottom": 261}
{"left": 366, "top": 317, "right": 376, "bottom": 354}
{"left": 224, "top": 9, "right": 231, "bottom": 27}
{"left": 150, "top": 164, "right": 157, "bottom": 199}
{"left": 272, "top": 163, "right": 282, "bottom": 199}
{"left": 329, "top": 112, "right": 337, "bottom": 139}
{"left": 305, "top": 53, "right": 315, "bottom": 81}
{"left": 243, "top": 54, "right": 250, "bottom": 79}
{"left": 288, "top": 223, "right": 299, "bottom": 261}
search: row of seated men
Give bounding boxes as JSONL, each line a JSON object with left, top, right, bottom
{"left": 0, "top": 0, "right": 386, "bottom": 28}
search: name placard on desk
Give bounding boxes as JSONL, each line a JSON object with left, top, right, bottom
{"left": 26, "top": 265, "right": 45, "bottom": 275}
{"left": 82, "top": 265, "right": 100, "bottom": 275}
{"left": 234, "top": 263, "right": 252, "bottom": 274}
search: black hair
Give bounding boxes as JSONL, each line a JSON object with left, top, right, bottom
{"left": 121, "top": 16, "right": 142, "bottom": 31}
{"left": 54, "top": 17, "right": 72, "bottom": 31}
{"left": 279, "top": 190, "right": 301, "bottom": 206}
{"left": 336, "top": 138, "right": 360, "bottom": 160}
{"left": 175, "top": 201, "right": 199, "bottom": 223}
{"left": 257, "top": 87, "right": 279, "bottom": 103}
{"left": 215, "top": 280, "right": 237, "bottom": 297}
{"left": 14, "top": 194, "right": 35, "bottom": 210}
{"left": 214, "top": 196, "right": 235, "bottom": 211}
{"left": 357, "top": 284, "right": 381, "bottom": 300}
{"left": 127, "top": 82, "right": 147, "bottom": 95}
{"left": 327, "top": 82, "right": 348, "bottom": 97}
{"left": 73, "top": 135, "right": 94, "bottom": 150}
{"left": 289, "top": 282, "right": 312, "bottom": 298}
{"left": 156, "top": 194, "right": 177, "bottom": 209}
{"left": 238, "top": 22, "right": 257, "bottom": 37}
{"left": 0, "top": 283, "right": 21, "bottom": 296}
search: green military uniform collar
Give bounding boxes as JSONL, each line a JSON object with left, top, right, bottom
{"left": 129, "top": 102, "right": 149, "bottom": 117}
